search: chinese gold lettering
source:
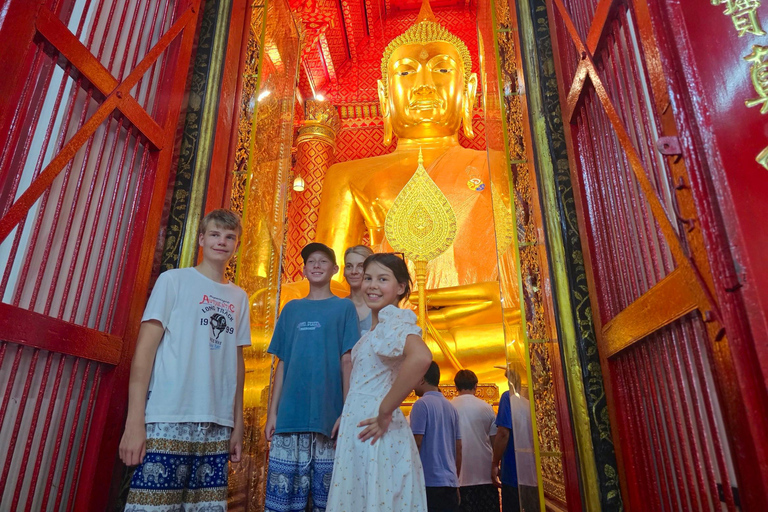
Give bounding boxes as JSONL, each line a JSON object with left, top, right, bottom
{"left": 712, "top": 0, "right": 766, "bottom": 36}
{"left": 745, "top": 45, "right": 768, "bottom": 113}
{"left": 757, "top": 146, "right": 768, "bottom": 170}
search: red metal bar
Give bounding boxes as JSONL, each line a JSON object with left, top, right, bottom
{"left": 66, "top": 364, "right": 102, "bottom": 512}
{"left": 11, "top": 351, "right": 54, "bottom": 508}
{"left": 83, "top": 123, "right": 136, "bottom": 328}
{"left": 609, "top": 13, "right": 670, "bottom": 283}
{"left": 10, "top": 66, "right": 82, "bottom": 307}
{"left": 0, "top": 344, "right": 24, "bottom": 438}
{"left": 603, "top": 21, "right": 657, "bottom": 294}
{"left": 616, "top": 354, "right": 660, "bottom": 509}
{"left": 642, "top": 338, "right": 689, "bottom": 509}
{"left": 25, "top": 353, "right": 66, "bottom": 512}
{"left": 687, "top": 318, "right": 737, "bottom": 511}
{"left": 675, "top": 317, "right": 720, "bottom": 508}
{"left": 41, "top": 357, "right": 80, "bottom": 509}
{"left": 576, "top": 101, "right": 619, "bottom": 316}
{"left": 27, "top": 86, "right": 95, "bottom": 311}
{"left": 635, "top": 341, "right": 677, "bottom": 510}
{"left": 0, "top": 47, "right": 47, "bottom": 214}
{"left": 53, "top": 359, "right": 92, "bottom": 511}
{"left": 0, "top": 341, "right": 6, "bottom": 372}
{"left": 57, "top": 120, "right": 115, "bottom": 317}
{"left": 0, "top": 302, "right": 121, "bottom": 364}
{"left": 591, "top": 84, "right": 645, "bottom": 307}
{"left": 145, "top": 0, "right": 178, "bottom": 116}
{"left": 93, "top": 0, "right": 121, "bottom": 60}
{"left": 662, "top": 324, "right": 705, "bottom": 512}
{"left": 0, "top": 348, "right": 40, "bottom": 496}
{"left": 67, "top": 118, "right": 123, "bottom": 322}
{"left": 41, "top": 101, "right": 99, "bottom": 315}
{"left": 0, "top": 59, "right": 69, "bottom": 297}
{"left": 575, "top": 110, "right": 619, "bottom": 318}
{"left": 106, "top": 0, "right": 135, "bottom": 78}
{"left": 136, "top": 0, "right": 171, "bottom": 106}
{"left": 585, "top": 92, "right": 632, "bottom": 313}
{"left": 106, "top": 146, "right": 151, "bottom": 328}
{"left": 0, "top": 40, "right": 42, "bottom": 204}
{"left": 95, "top": 140, "right": 147, "bottom": 330}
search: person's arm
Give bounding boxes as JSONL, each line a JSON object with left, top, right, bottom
{"left": 456, "top": 439, "right": 462, "bottom": 477}
{"left": 341, "top": 351, "right": 352, "bottom": 400}
{"left": 230, "top": 347, "right": 245, "bottom": 462}
{"left": 492, "top": 426, "right": 510, "bottom": 487}
{"left": 119, "top": 320, "right": 164, "bottom": 466}
{"left": 332, "top": 350, "right": 353, "bottom": 440}
{"left": 358, "top": 334, "right": 432, "bottom": 444}
{"left": 265, "top": 359, "right": 284, "bottom": 442}
{"left": 413, "top": 434, "right": 423, "bottom": 451}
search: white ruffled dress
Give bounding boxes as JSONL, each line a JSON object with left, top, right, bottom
{"left": 326, "top": 305, "right": 427, "bottom": 511}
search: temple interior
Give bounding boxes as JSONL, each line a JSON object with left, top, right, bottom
{"left": 1, "top": 0, "right": 768, "bottom": 510}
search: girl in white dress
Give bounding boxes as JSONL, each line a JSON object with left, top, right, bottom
{"left": 327, "top": 253, "right": 433, "bottom": 511}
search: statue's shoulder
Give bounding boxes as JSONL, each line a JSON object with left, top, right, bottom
{"left": 325, "top": 152, "right": 401, "bottom": 185}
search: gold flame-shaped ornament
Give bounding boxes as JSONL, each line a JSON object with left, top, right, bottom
{"left": 385, "top": 149, "right": 457, "bottom": 260}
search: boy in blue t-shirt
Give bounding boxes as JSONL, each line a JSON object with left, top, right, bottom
{"left": 264, "top": 242, "right": 360, "bottom": 512}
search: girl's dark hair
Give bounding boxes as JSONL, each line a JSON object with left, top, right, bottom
{"left": 363, "top": 253, "right": 412, "bottom": 302}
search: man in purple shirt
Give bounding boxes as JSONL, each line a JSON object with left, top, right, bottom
{"left": 411, "top": 362, "right": 462, "bottom": 512}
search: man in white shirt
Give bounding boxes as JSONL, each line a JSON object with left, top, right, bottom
{"left": 451, "top": 369, "right": 500, "bottom": 511}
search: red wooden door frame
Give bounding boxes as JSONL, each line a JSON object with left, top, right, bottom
{"left": 545, "top": 0, "right": 768, "bottom": 509}
{"left": 0, "top": 1, "right": 201, "bottom": 509}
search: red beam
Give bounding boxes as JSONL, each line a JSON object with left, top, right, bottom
{"left": 0, "top": 303, "right": 121, "bottom": 365}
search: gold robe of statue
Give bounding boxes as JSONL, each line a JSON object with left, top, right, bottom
{"left": 312, "top": 0, "right": 516, "bottom": 382}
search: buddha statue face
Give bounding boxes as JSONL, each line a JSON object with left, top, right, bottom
{"left": 378, "top": 30, "right": 478, "bottom": 144}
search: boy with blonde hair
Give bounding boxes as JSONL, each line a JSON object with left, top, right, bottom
{"left": 120, "top": 209, "right": 251, "bottom": 511}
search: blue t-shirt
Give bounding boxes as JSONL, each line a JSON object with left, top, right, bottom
{"left": 495, "top": 390, "right": 518, "bottom": 487}
{"left": 410, "top": 391, "right": 461, "bottom": 488}
{"left": 268, "top": 296, "right": 360, "bottom": 437}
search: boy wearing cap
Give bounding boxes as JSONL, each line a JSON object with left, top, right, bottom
{"left": 264, "top": 242, "right": 360, "bottom": 512}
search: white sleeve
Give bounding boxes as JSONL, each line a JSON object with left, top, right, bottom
{"left": 236, "top": 291, "right": 252, "bottom": 347}
{"left": 141, "top": 271, "right": 176, "bottom": 328}
{"left": 488, "top": 404, "right": 498, "bottom": 436}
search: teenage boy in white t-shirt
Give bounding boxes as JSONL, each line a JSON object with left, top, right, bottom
{"left": 451, "top": 369, "right": 500, "bottom": 512}
{"left": 119, "top": 209, "right": 251, "bottom": 511}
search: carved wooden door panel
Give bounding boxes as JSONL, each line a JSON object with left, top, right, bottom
{"left": 546, "top": 0, "right": 768, "bottom": 509}
{"left": 0, "top": 0, "right": 200, "bottom": 509}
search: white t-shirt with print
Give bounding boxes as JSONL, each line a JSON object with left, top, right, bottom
{"left": 451, "top": 393, "right": 498, "bottom": 486}
{"left": 142, "top": 267, "right": 251, "bottom": 427}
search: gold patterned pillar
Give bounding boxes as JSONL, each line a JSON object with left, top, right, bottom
{"left": 283, "top": 100, "right": 341, "bottom": 281}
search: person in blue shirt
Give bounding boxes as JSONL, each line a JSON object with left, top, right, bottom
{"left": 411, "top": 361, "right": 462, "bottom": 512}
{"left": 264, "top": 242, "right": 360, "bottom": 512}
{"left": 493, "top": 387, "right": 520, "bottom": 512}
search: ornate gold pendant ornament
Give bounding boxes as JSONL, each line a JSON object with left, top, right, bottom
{"left": 385, "top": 149, "right": 457, "bottom": 261}
{"left": 385, "top": 149, "right": 458, "bottom": 330}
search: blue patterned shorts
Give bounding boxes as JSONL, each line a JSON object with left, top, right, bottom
{"left": 125, "top": 422, "right": 232, "bottom": 512}
{"left": 265, "top": 432, "right": 335, "bottom": 512}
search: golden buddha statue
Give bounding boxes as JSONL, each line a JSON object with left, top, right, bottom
{"left": 312, "top": 0, "right": 515, "bottom": 383}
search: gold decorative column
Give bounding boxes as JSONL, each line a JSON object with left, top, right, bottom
{"left": 283, "top": 100, "right": 341, "bottom": 281}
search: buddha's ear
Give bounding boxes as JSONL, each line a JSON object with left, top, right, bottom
{"left": 462, "top": 73, "right": 479, "bottom": 139}
{"left": 378, "top": 79, "right": 393, "bottom": 146}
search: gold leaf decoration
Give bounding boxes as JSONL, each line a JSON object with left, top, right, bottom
{"left": 385, "top": 149, "right": 457, "bottom": 261}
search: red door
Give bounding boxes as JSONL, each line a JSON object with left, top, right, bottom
{"left": 547, "top": 0, "right": 768, "bottom": 509}
{"left": 0, "top": 1, "right": 200, "bottom": 509}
